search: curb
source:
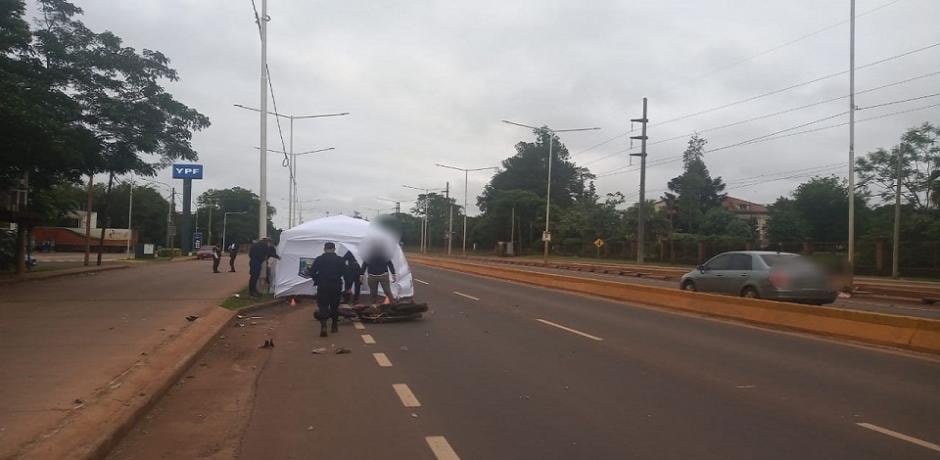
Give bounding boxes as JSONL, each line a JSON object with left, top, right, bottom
{"left": 0, "top": 264, "right": 129, "bottom": 286}
{"left": 19, "top": 307, "right": 236, "bottom": 460}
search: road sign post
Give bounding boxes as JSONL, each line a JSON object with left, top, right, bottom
{"left": 594, "top": 238, "right": 605, "bottom": 258}
{"left": 193, "top": 231, "right": 203, "bottom": 250}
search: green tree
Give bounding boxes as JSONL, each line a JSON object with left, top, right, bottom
{"left": 661, "top": 134, "right": 726, "bottom": 233}
{"left": 410, "top": 193, "right": 464, "bottom": 251}
{"left": 766, "top": 197, "right": 807, "bottom": 243}
{"left": 856, "top": 122, "right": 939, "bottom": 210}
{"left": 767, "top": 176, "right": 868, "bottom": 243}
{"left": 197, "top": 188, "right": 276, "bottom": 246}
{"left": 699, "top": 207, "right": 752, "bottom": 239}
{"left": 33, "top": 0, "right": 210, "bottom": 264}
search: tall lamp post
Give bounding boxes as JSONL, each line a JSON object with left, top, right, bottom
{"left": 435, "top": 164, "right": 498, "bottom": 257}
{"left": 235, "top": 104, "right": 349, "bottom": 228}
{"left": 501, "top": 120, "right": 600, "bottom": 264}
{"left": 403, "top": 185, "right": 445, "bottom": 253}
{"left": 222, "top": 211, "right": 248, "bottom": 249}
{"left": 253, "top": 145, "right": 335, "bottom": 227}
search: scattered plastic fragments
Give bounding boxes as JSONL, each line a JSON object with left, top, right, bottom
{"left": 311, "top": 347, "right": 328, "bottom": 354}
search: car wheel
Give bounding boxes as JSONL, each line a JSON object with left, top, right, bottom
{"left": 741, "top": 287, "right": 759, "bottom": 299}
{"left": 682, "top": 280, "right": 697, "bottom": 292}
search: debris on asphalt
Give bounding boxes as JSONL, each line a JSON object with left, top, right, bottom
{"left": 735, "top": 385, "right": 756, "bottom": 389}
{"left": 311, "top": 347, "right": 328, "bottom": 354}
{"left": 410, "top": 413, "right": 418, "bottom": 418}
{"left": 234, "top": 322, "right": 246, "bottom": 328}
{"left": 307, "top": 425, "right": 315, "bottom": 431}
{"left": 260, "top": 339, "right": 275, "bottom": 349}
{"left": 236, "top": 314, "right": 246, "bottom": 319}
{"left": 185, "top": 315, "right": 199, "bottom": 322}
{"left": 234, "top": 294, "right": 241, "bottom": 298}
{"left": 399, "top": 345, "right": 409, "bottom": 352}
{"left": 73, "top": 398, "right": 84, "bottom": 405}
{"left": 335, "top": 347, "right": 351, "bottom": 354}
{"left": 249, "top": 315, "right": 264, "bottom": 319}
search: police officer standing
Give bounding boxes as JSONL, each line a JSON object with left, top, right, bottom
{"left": 307, "top": 242, "right": 347, "bottom": 337}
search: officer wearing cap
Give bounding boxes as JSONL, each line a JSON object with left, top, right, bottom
{"left": 306, "top": 242, "right": 347, "bottom": 337}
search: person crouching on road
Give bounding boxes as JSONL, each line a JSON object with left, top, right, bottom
{"left": 342, "top": 251, "right": 362, "bottom": 305}
{"left": 362, "top": 246, "right": 397, "bottom": 305}
{"left": 307, "top": 242, "right": 347, "bottom": 337}
{"left": 212, "top": 244, "right": 222, "bottom": 273}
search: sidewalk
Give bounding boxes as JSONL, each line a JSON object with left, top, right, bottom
{"left": 0, "top": 257, "right": 246, "bottom": 459}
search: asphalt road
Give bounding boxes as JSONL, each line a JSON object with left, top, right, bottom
{"left": 464, "top": 260, "right": 940, "bottom": 319}
{"left": 111, "top": 263, "right": 940, "bottom": 459}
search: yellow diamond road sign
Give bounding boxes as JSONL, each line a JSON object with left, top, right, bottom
{"left": 594, "top": 238, "right": 604, "bottom": 248}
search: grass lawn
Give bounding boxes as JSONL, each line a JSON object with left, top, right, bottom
{"left": 221, "top": 287, "right": 276, "bottom": 310}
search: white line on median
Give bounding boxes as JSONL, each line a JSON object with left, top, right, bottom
{"left": 415, "top": 278, "right": 430, "bottom": 285}
{"left": 426, "top": 436, "right": 460, "bottom": 460}
{"left": 536, "top": 318, "right": 604, "bottom": 342}
{"left": 361, "top": 334, "right": 376, "bottom": 344}
{"left": 857, "top": 423, "right": 940, "bottom": 453}
{"left": 373, "top": 353, "right": 392, "bottom": 367}
{"left": 453, "top": 291, "right": 480, "bottom": 301}
{"left": 392, "top": 383, "right": 421, "bottom": 407}
{"left": 353, "top": 321, "right": 366, "bottom": 330}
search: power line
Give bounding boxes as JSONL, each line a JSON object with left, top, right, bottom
{"left": 658, "top": 0, "right": 906, "bottom": 93}
{"left": 596, "top": 99, "right": 940, "bottom": 180}
{"left": 584, "top": 42, "right": 940, "bottom": 154}
{"left": 248, "top": 0, "right": 293, "bottom": 175}
{"left": 584, "top": 70, "right": 940, "bottom": 168}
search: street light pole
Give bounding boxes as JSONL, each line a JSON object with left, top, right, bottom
{"left": 258, "top": 0, "right": 269, "bottom": 240}
{"left": 126, "top": 180, "right": 133, "bottom": 259}
{"left": 404, "top": 185, "right": 445, "bottom": 253}
{"left": 501, "top": 120, "right": 601, "bottom": 264}
{"left": 435, "top": 164, "right": 498, "bottom": 257}
{"left": 847, "top": 0, "right": 857, "bottom": 282}
{"left": 223, "top": 211, "right": 247, "bottom": 250}
{"left": 630, "top": 98, "right": 649, "bottom": 263}
{"left": 235, "top": 104, "right": 348, "bottom": 228}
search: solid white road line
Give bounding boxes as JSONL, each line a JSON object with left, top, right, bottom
{"left": 535, "top": 318, "right": 604, "bottom": 342}
{"left": 353, "top": 321, "right": 366, "bottom": 330}
{"left": 415, "top": 278, "right": 430, "bottom": 285}
{"left": 426, "top": 436, "right": 460, "bottom": 460}
{"left": 453, "top": 291, "right": 480, "bottom": 301}
{"left": 361, "top": 334, "right": 376, "bottom": 344}
{"left": 373, "top": 352, "right": 393, "bottom": 367}
{"left": 392, "top": 383, "right": 421, "bottom": 407}
{"left": 857, "top": 423, "right": 940, "bottom": 453}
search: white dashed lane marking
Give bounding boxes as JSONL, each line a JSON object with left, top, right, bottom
{"left": 453, "top": 291, "right": 480, "bottom": 301}
{"left": 361, "top": 334, "right": 376, "bottom": 344}
{"left": 353, "top": 321, "right": 365, "bottom": 330}
{"left": 392, "top": 383, "right": 421, "bottom": 408}
{"left": 535, "top": 318, "right": 604, "bottom": 342}
{"left": 857, "top": 423, "right": 940, "bottom": 453}
{"left": 373, "top": 353, "right": 393, "bottom": 367}
{"left": 415, "top": 278, "right": 430, "bottom": 285}
{"left": 426, "top": 436, "right": 460, "bottom": 460}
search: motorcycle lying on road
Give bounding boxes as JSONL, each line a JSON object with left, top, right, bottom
{"left": 339, "top": 299, "right": 429, "bottom": 323}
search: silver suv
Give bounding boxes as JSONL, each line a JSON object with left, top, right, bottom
{"left": 679, "top": 251, "right": 838, "bottom": 305}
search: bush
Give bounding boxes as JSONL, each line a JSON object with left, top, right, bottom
{"left": 0, "top": 230, "right": 15, "bottom": 271}
{"left": 156, "top": 248, "right": 181, "bottom": 258}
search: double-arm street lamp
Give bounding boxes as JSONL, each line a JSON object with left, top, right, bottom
{"left": 253, "top": 145, "right": 335, "bottom": 227}
{"left": 234, "top": 104, "right": 349, "bottom": 233}
{"left": 501, "top": 120, "right": 600, "bottom": 264}
{"left": 435, "top": 164, "right": 498, "bottom": 256}
{"left": 403, "top": 185, "right": 446, "bottom": 253}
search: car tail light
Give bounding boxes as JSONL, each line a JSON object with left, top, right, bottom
{"left": 769, "top": 270, "right": 789, "bottom": 288}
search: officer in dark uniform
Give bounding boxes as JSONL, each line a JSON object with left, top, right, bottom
{"left": 342, "top": 251, "right": 362, "bottom": 305}
{"left": 306, "top": 242, "right": 347, "bottom": 337}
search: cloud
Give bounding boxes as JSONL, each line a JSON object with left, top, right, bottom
{"left": 58, "top": 0, "right": 940, "bottom": 228}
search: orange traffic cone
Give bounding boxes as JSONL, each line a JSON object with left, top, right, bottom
{"left": 290, "top": 296, "right": 297, "bottom": 307}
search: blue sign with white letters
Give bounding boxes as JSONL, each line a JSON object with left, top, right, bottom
{"left": 172, "top": 164, "right": 203, "bottom": 180}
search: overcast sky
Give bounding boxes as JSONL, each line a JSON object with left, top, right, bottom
{"left": 52, "top": 0, "right": 940, "bottom": 228}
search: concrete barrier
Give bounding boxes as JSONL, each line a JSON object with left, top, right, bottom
{"left": 411, "top": 256, "right": 940, "bottom": 354}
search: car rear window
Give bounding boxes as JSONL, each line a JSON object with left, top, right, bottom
{"left": 760, "top": 254, "right": 798, "bottom": 266}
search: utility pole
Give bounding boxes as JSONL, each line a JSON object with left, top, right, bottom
{"left": 258, "top": 0, "right": 269, "bottom": 239}
{"left": 631, "top": 97, "right": 649, "bottom": 264}
{"left": 207, "top": 205, "right": 213, "bottom": 245}
{"left": 847, "top": 0, "right": 857, "bottom": 283}
{"left": 169, "top": 188, "right": 176, "bottom": 255}
{"left": 510, "top": 206, "right": 515, "bottom": 256}
{"left": 446, "top": 181, "right": 453, "bottom": 256}
{"left": 84, "top": 174, "right": 93, "bottom": 266}
{"left": 892, "top": 144, "right": 902, "bottom": 278}
{"left": 126, "top": 182, "right": 133, "bottom": 259}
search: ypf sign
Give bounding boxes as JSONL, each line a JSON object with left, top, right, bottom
{"left": 172, "top": 164, "right": 203, "bottom": 180}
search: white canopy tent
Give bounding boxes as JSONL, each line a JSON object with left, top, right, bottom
{"left": 272, "top": 215, "right": 414, "bottom": 299}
